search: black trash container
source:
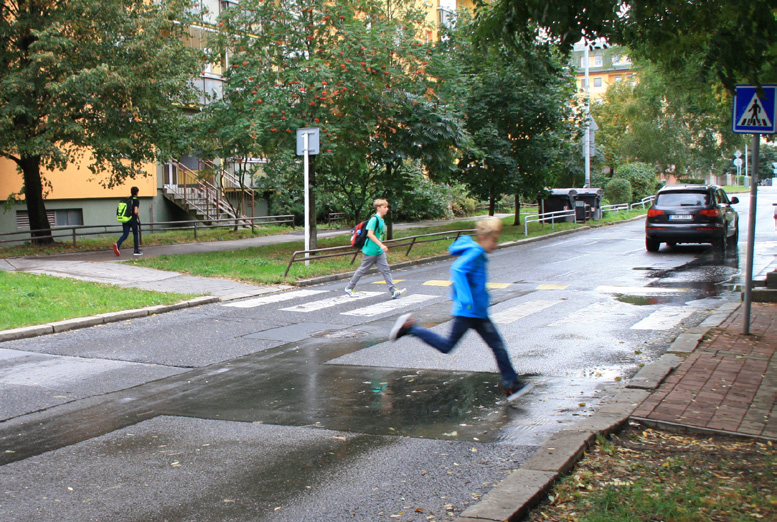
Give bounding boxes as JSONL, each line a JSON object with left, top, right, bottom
{"left": 538, "top": 189, "right": 577, "bottom": 223}
{"left": 572, "top": 188, "right": 604, "bottom": 220}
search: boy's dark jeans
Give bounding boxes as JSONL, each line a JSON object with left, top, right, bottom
{"left": 117, "top": 220, "right": 139, "bottom": 253}
{"left": 409, "top": 316, "right": 519, "bottom": 387}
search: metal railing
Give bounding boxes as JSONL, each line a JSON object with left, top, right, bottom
{"left": 630, "top": 196, "right": 655, "bottom": 210}
{"left": 523, "top": 210, "right": 577, "bottom": 236}
{"left": 601, "top": 203, "right": 630, "bottom": 214}
{"left": 284, "top": 229, "right": 475, "bottom": 277}
{"left": 0, "top": 215, "right": 295, "bottom": 247}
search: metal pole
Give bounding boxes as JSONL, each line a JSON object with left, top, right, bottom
{"left": 584, "top": 46, "right": 591, "bottom": 188}
{"left": 303, "top": 132, "right": 310, "bottom": 266}
{"left": 743, "top": 134, "right": 760, "bottom": 335}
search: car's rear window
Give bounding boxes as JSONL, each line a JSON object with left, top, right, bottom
{"left": 656, "top": 192, "right": 709, "bottom": 206}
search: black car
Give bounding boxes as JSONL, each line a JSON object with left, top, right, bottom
{"left": 645, "top": 184, "right": 739, "bottom": 253}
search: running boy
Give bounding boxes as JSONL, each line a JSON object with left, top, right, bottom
{"left": 388, "top": 217, "right": 530, "bottom": 399}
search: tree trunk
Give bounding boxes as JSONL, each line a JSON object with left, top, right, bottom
{"left": 513, "top": 193, "right": 521, "bottom": 226}
{"left": 19, "top": 155, "right": 54, "bottom": 245}
{"left": 308, "top": 154, "right": 318, "bottom": 250}
{"left": 488, "top": 190, "right": 496, "bottom": 216}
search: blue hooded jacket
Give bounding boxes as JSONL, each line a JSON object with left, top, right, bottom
{"left": 448, "top": 235, "right": 490, "bottom": 318}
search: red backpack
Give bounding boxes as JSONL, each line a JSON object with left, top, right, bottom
{"left": 350, "top": 215, "right": 378, "bottom": 249}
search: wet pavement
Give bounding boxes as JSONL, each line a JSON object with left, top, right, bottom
{"left": 1, "top": 200, "right": 776, "bottom": 521}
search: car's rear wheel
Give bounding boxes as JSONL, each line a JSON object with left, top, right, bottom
{"left": 646, "top": 237, "right": 661, "bottom": 252}
{"left": 713, "top": 234, "right": 728, "bottom": 257}
{"left": 726, "top": 225, "right": 739, "bottom": 248}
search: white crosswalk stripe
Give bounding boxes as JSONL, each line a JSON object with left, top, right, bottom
{"left": 630, "top": 307, "right": 697, "bottom": 330}
{"left": 223, "top": 289, "right": 327, "bottom": 308}
{"left": 596, "top": 285, "right": 688, "bottom": 295}
{"left": 547, "top": 300, "right": 629, "bottom": 327}
{"left": 491, "top": 299, "right": 564, "bottom": 325}
{"left": 342, "top": 294, "right": 438, "bottom": 317}
{"left": 280, "top": 292, "right": 383, "bottom": 312}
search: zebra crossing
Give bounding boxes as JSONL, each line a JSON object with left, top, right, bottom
{"left": 223, "top": 280, "right": 704, "bottom": 332}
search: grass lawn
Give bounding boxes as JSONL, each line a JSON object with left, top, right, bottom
{"left": 0, "top": 271, "right": 199, "bottom": 330}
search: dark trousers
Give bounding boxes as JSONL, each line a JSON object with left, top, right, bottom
{"left": 117, "top": 220, "right": 139, "bottom": 253}
{"left": 409, "top": 316, "right": 519, "bottom": 388}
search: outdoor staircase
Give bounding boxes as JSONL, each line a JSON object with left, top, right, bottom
{"left": 163, "top": 160, "right": 255, "bottom": 225}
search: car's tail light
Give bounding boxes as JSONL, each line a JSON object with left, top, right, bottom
{"left": 647, "top": 209, "right": 664, "bottom": 217}
{"left": 699, "top": 209, "right": 721, "bottom": 217}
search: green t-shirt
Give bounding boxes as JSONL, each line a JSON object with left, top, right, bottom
{"left": 361, "top": 215, "right": 384, "bottom": 256}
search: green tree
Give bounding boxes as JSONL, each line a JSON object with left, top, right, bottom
{"left": 0, "top": 0, "right": 202, "bottom": 243}
{"left": 592, "top": 59, "right": 735, "bottom": 179}
{"left": 475, "top": 0, "right": 777, "bottom": 90}
{"left": 210, "top": 0, "right": 463, "bottom": 246}
{"left": 441, "top": 18, "right": 577, "bottom": 224}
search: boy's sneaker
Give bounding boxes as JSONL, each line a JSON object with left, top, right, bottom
{"left": 344, "top": 287, "right": 357, "bottom": 297}
{"left": 133, "top": 251, "right": 143, "bottom": 256}
{"left": 389, "top": 313, "right": 414, "bottom": 342}
{"left": 113, "top": 243, "right": 120, "bottom": 256}
{"left": 391, "top": 288, "right": 406, "bottom": 299}
{"left": 505, "top": 381, "right": 534, "bottom": 401}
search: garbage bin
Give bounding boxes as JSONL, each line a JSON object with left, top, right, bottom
{"left": 572, "top": 188, "right": 604, "bottom": 220}
{"left": 538, "top": 189, "right": 577, "bottom": 223}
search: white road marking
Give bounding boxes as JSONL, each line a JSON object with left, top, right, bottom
{"left": 281, "top": 292, "right": 382, "bottom": 312}
{"left": 596, "top": 285, "right": 688, "bottom": 295}
{"left": 342, "top": 294, "right": 438, "bottom": 317}
{"left": 547, "top": 300, "right": 629, "bottom": 327}
{"left": 223, "top": 290, "right": 327, "bottom": 308}
{"left": 631, "top": 307, "right": 697, "bottom": 330}
{"left": 491, "top": 299, "right": 563, "bottom": 325}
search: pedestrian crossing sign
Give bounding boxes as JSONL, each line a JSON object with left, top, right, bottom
{"left": 732, "top": 85, "right": 777, "bottom": 134}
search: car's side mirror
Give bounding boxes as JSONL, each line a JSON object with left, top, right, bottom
{"left": 730, "top": 197, "right": 740, "bottom": 204}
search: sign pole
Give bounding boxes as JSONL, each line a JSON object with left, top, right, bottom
{"left": 303, "top": 132, "right": 310, "bottom": 266}
{"left": 742, "top": 134, "right": 760, "bottom": 335}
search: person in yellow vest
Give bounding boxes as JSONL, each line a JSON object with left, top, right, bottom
{"left": 113, "top": 186, "right": 142, "bottom": 256}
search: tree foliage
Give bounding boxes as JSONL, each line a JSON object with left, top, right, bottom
{"left": 476, "top": 0, "right": 777, "bottom": 90}
{"left": 440, "top": 15, "right": 577, "bottom": 221}
{"left": 0, "top": 0, "right": 202, "bottom": 242}
{"left": 208, "top": 0, "right": 465, "bottom": 244}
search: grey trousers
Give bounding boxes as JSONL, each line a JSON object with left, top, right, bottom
{"left": 347, "top": 252, "right": 396, "bottom": 294}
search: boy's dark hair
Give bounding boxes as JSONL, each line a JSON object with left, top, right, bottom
{"left": 130, "top": 186, "right": 139, "bottom": 196}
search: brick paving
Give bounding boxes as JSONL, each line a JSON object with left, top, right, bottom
{"left": 632, "top": 302, "right": 777, "bottom": 440}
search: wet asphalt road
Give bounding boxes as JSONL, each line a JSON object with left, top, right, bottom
{"left": 1, "top": 187, "right": 775, "bottom": 521}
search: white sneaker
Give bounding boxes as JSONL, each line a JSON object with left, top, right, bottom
{"left": 391, "top": 288, "right": 406, "bottom": 299}
{"left": 389, "top": 313, "right": 414, "bottom": 342}
{"left": 344, "top": 287, "right": 357, "bottom": 297}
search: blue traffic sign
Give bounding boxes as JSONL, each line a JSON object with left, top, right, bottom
{"left": 732, "top": 85, "right": 777, "bottom": 134}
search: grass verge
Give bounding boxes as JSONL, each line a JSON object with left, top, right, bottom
{"left": 525, "top": 422, "right": 775, "bottom": 522}
{"left": 128, "top": 211, "right": 645, "bottom": 285}
{"left": 0, "top": 272, "right": 199, "bottom": 330}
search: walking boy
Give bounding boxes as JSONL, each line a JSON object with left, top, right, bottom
{"left": 344, "top": 199, "right": 406, "bottom": 300}
{"left": 388, "top": 217, "right": 530, "bottom": 399}
{"left": 113, "top": 186, "right": 142, "bottom": 256}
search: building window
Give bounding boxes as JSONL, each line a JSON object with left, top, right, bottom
{"left": 54, "top": 209, "right": 84, "bottom": 227}
{"left": 593, "top": 77, "right": 602, "bottom": 88}
{"left": 614, "top": 75, "right": 622, "bottom": 82}
{"left": 15, "top": 209, "right": 83, "bottom": 229}
{"left": 593, "top": 55, "right": 603, "bottom": 67}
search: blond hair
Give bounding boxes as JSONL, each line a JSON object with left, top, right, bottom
{"left": 373, "top": 198, "right": 388, "bottom": 209}
{"left": 476, "top": 217, "right": 503, "bottom": 238}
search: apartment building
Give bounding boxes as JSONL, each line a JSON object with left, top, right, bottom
{"left": 0, "top": 0, "right": 467, "bottom": 239}
{"left": 571, "top": 41, "right": 635, "bottom": 103}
